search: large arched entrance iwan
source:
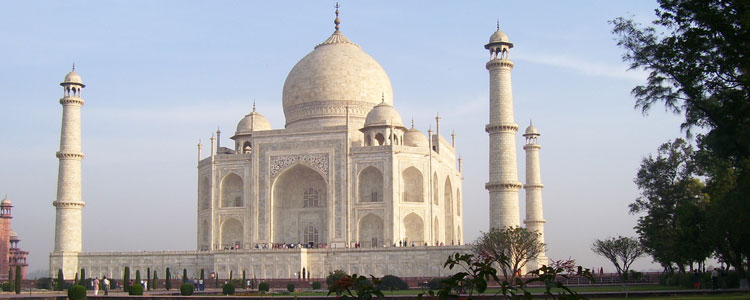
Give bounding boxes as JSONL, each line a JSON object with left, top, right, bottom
{"left": 272, "top": 164, "right": 328, "bottom": 245}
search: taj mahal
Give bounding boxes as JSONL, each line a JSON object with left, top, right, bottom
{"left": 49, "top": 8, "right": 547, "bottom": 279}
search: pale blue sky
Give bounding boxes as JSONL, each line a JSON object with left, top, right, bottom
{"left": 1, "top": 1, "right": 686, "bottom": 274}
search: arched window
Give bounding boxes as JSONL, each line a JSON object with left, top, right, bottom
{"left": 303, "top": 188, "right": 319, "bottom": 207}
{"left": 221, "top": 173, "right": 243, "bottom": 208}
{"left": 375, "top": 133, "right": 385, "bottom": 146}
{"left": 457, "top": 188, "right": 461, "bottom": 216}
{"left": 200, "top": 177, "right": 210, "bottom": 210}
{"left": 403, "top": 213, "right": 424, "bottom": 245}
{"left": 444, "top": 177, "right": 454, "bottom": 243}
{"left": 402, "top": 167, "right": 424, "bottom": 202}
{"left": 433, "top": 173, "right": 439, "bottom": 205}
{"left": 358, "top": 167, "right": 383, "bottom": 202}
{"left": 304, "top": 225, "right": 319, "bottom": 244}
{"left": 242, "top": 141, "right": 252, "bottom": 153}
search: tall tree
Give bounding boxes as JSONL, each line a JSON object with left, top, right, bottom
{"left": 79, "top": 268, "right": 86, "bottom": 287}
{"left": 165, "top": 268, "right": 171, "bottom": 291}
{"left": 592, "top": 236, "right": 645, "bottom": 281}
{"left": 473, "top": 226, "right": 545, "bottom": 286}
{"left": 632, "top": 139, "right": 711, "bottom": 272}
{"left": 613, "top": 0, "right": 750, "bottom": 282}
{"left": 135, "top": 270, "right": 141, "bottom": 287}
{"left": 153, "top": 270, "right": 159, "bottom": 291}
{"left": 147, "top": 267, "right": 151, "bottom": 291}
{"left": 182, "top": 269, "right": 187, "bottom": 283}
{"left": 14, "top": 265, "right": 21, "bottom": 294}
{"left": 56, "top": 269, "right": 64, "bottom": 291}
{"left": 123, "top": 267, "right": 130, "bottom": 292}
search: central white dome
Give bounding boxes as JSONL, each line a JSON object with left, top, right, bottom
{"left": 282, "top": 30, "right": 393, "bottom": 129}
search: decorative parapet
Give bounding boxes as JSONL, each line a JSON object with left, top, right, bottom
{"left": 485, "top": 123, "right": 519, "bottom": 133}
{"left": 59, "top": 97, "right": 85, "bottom": 106}
{"left": 486, "top": 59, "right": 514, "bottom": 69}
{"left": 56, "top": 152, "right": 84, "bottom": 159}
{"left": 485, "top": 181, "right": 523, "bottom": 191}
{"left": 523, "top": 183, "right": 544, "bottom": 189}
{"left": 52, "top": 201, "right": 85, "bottom": 208}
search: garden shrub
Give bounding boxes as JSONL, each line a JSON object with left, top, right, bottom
{"left": 326, "top": 269, "right": 348, "bottom": 288}
{"left": 180, "top": 283, "right": 194, "bottom": 295}
{"left": 67, "top": 285, "right": 87, "bottom": 300}
{"left": 2, "top": 282, "right": 13, "bottom": 292}
{"left": 311, "top": 281, "right": 322, "bottom": 290}
{"left": 222, "top": 282, "right": 235, "bottom": 295}
{"left": 427, "top": 277, "right": 447, "bottom": 290}
{"left": 258, "top": 281, "right": 269, "bottom": 293}
{"left": 128, "top": 284, "right": 144, "bottom": 295}
{"left": 286, "top": 282, "right": 295, "bottom": 292}
{"left": 35, "top": 277, "right": 53, "bottom": 290}
{"left": 377, "top": 275, "right": 409, "bottom": 291}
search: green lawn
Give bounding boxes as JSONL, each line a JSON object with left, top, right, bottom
{"left": 605, "top": 294, "right": 750, "bottom": 300}
{"left": 231, "top": 285, "right": 744, "bottom": 297}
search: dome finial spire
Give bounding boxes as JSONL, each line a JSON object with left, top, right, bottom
{"left": 334, "top": 2, "right": 341, "bottom": 32}
{"left": 411, "top": 118, "right": 415, "bottom": 128}
{"left": 253, "top": 100, "right": 256, "bottom": 112}
{"left": 72, "top": 63, "right": 75, "bottom": 71}
{"left": 381, "top": 92, "right": 385, "bottom": 103}
{"left": 497, "top": 19, "right": 500, "bottom": 30}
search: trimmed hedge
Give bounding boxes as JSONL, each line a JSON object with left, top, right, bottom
{"left": 258, "top": 281, "right": 270, "bottom": 293}
{"left": 222, "top": 282, "right": 235, "bottom": 295}
{"left": 128, "top": 284, "right": 144, "bottom": 295}
{"left": 287, "top": 282, "right": 295, "bottom": 292}
{"left": 68, "top": 285, "right": 87, "bottom": 300}
{"left": 2, "top": 282, "right": 13, "bottom": 292}
{"left": 377, "top": 275, "right": 409, "bottom": 291}
{"left": 180, "top": 283, "right": 194, "bottom": 296}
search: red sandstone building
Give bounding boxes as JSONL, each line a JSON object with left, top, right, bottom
{"left": 0, "top": 197, "right": 28, "bottom": 280}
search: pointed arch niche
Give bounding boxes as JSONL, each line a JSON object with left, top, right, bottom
{"left": 220, "top": 218, "right": 243, "bottom": 249}
{"left": 432, "top": 173, "right": 439, "bottom": 205}
{"left": 402, "top": 167, "right": 423, "bottom": 202}
{"left": 444, "top": 177, "right": 454, "bottom": 244}
{"left": 358, "top": 167, "right": 383, "bottom": 203}
{"left": 200, "top": 220, "right": 210, "bottom": 251}
{"left": 220, "top": 173, "right": 243, "bottom": 207}
{"left": 272, "top": 164, "right": 327, "bottom": 244}
{"left": 403, "top": 213, "right": 424, "bottom": 245}
{"left": 358, "top": 214, "right": 384, "bottom": 248}
{"left": 200, "top": 177, "right": 210, "bottom": 210}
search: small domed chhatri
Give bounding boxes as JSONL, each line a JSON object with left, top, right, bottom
{"left": 61, "top": 64, "right": 85, "bottom": 87}
{"left": 404, "top": 120, "right": 429, "bottom": 148}
{"left": 364, "top": 97, "right": 404, "bottom": 128}
{"left": 1, "top": 196, "right": 10, "bottom": 206}
{"left": 235, "top": 104, "right": 272, "bottom": 135}
{"left": 524, "top": 122, "right": 539, "bottom": 136}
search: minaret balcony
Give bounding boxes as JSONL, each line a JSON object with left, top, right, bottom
{"left": 485, "top": 123, "right": 518, "bottom": 133}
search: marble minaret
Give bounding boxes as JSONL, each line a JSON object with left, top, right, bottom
{"left": 52, "top": 67, "right": 85, "bottom": 278}
{"left": 485, "top": 25, "right": 522, "bottom": 229}
{"left": 523, "top": 123, "right": 548, "bottom": 269}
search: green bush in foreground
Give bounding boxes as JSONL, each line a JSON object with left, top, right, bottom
{"left": 128, "top": 284, "right": 143, "bottom": 295}
{"left": 311, "top": 281, "right": 321, "bottom": 290}
{"left": 377, "top": 274, "right": 409, "bottom": 291}
{"left": 2, "top": 282, "right": 13, "bottom": 292}
{"left": 180, "top": 283, "right": 194, "bottom": 296}
{"left": 68, "top": 285, "right": 87, "bottom": 300}
{"left": 287, "top": 282, "right": 295, "bottom": 292}
{"left": 222, "top": 282, "right": 235, "bottom": 295}
{"left": 258, "top": 281, "right": 269, "bottom": 293}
